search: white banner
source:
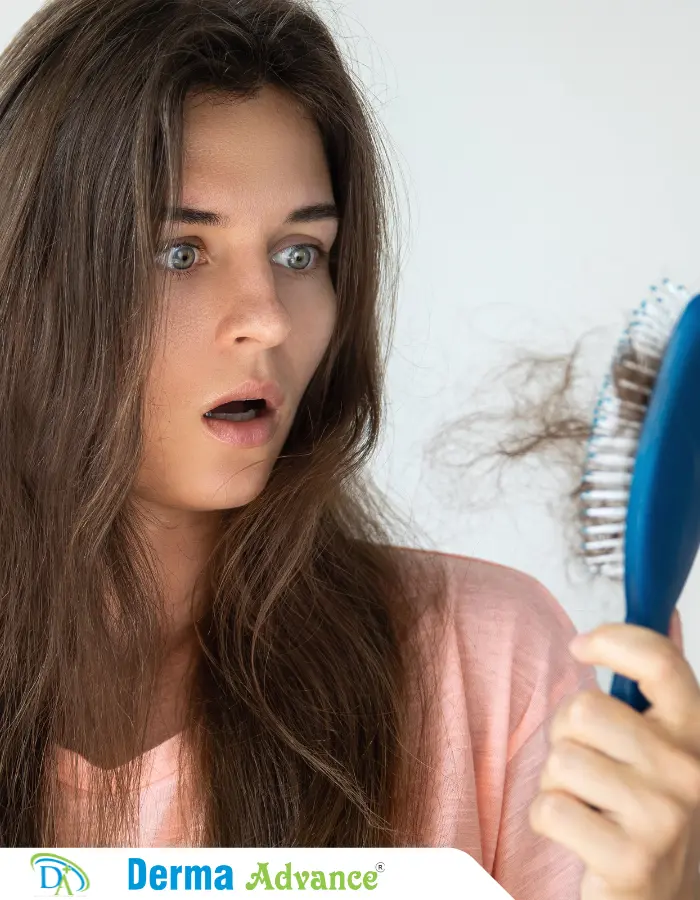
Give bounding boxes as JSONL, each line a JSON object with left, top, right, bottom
{"left": 0, "top": 848, "right": 518, "bottom": 898}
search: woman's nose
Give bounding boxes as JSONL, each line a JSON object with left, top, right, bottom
{"left": 216, "top": 258, "right": 292, "bottom": 349}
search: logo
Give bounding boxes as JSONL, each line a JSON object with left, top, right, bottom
{"left": 30, "top": 853, "right": 90, "bottom": 895}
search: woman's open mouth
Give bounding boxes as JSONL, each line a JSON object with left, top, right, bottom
{"left": 204, "top": 398, "right": 268, "bottom": 422}
{"left": 202, "top": 397, "right": 279, "bottom": 448}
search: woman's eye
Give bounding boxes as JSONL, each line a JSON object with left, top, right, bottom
{"left": 272, "top": 244, "right": 320, "bottom": 272}
{"left": 157, "top": 241, "right": 325, "bottom": 280}
{"left": 158, "top": 242, "right": 201, "bottom": 278}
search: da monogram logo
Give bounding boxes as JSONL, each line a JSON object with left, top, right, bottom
{"left": 30, "top": 852, "right": 91, "bottom": 895}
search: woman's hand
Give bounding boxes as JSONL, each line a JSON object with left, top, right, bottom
{"left": 529, "top": 610, "right": 700, "bottom": 899}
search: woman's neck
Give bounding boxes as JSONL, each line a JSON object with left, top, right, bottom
{"left": 80, "top": 499, "right": 217, "bottom": 767}
{"left": 134, "top": 503, "right": 220, "bottom": 640}
{"left": 135, "top": 502, "right": 214, "bottom": 756}
{"left": 142, "top": 627, "right": 200, "bottom": 755}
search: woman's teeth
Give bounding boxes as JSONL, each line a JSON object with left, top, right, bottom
{"left": 207, "top": 409, "right": 258, "bottom": 422}
{"left": 204, "top": 398, "right": 267, "bottom": 421}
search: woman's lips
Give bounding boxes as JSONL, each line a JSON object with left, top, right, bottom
{"left": 205, "top": 399, "right": 267, "bottom": 421}
{"left": 202, "top": 380, "right": 284, "bottom": 418}
{"left": 202, "top": 404, "right": 280, "bottom": 448}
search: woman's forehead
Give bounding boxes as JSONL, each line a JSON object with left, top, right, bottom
{"left": 178, "top": 88, "right": 334, "bottom": 222}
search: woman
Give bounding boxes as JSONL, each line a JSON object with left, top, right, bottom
{"left": 1, "top": 1, "right": 697, "bottom": 898}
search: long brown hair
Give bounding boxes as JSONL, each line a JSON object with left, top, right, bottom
{"left": 428, "top": 341, "right": 603, "bottom": 562}
{"left": 0, "top": 0, "right": 446, "bottom": 846}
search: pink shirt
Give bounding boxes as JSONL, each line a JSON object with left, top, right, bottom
{"left": 54, "top": 551, "right": 605, "bottom": 899}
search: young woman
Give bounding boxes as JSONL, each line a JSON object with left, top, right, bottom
{"left": 1, "top": 1, "right": 699, "bottom": 898}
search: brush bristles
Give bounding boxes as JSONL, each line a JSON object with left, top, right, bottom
{"left": 580, "top": 279, "right": 689, "bottom": 580}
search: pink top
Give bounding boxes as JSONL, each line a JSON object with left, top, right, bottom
{"left": 53, "top": 551, "right": 611, "bottom": 899}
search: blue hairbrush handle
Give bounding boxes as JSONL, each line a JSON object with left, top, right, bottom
{"left": 615, "top": 293, "right": 700, "bottom": 713}
{"left": 610, "top": 671, "right": 652, "bottom": 714}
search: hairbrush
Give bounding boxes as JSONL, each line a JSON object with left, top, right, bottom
{"left": 580, "top": 278, "right": 700, "bottom": 712}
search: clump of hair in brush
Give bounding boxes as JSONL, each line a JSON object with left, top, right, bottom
{"left": 580, "top": 279, "right": 690, "bottom": 580}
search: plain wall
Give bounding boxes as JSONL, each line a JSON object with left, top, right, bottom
{"left": 320, "top": 0, "right": 700, "bottom": 689}
{"left": 6, "top": 0, "right": 700, "bottom": 690}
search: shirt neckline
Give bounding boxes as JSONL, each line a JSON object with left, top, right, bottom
{"left": 54, "top": 730, "right": 184, "bottom": 792}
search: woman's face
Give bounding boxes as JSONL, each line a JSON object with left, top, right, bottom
{"left": 134, "top": 86, "right": 339, "bottom": 518}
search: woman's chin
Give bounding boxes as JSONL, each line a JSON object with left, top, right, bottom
{"left": 199, "top": 467, "right": 274, "bottom": 512}
{"left": 133, "top": 465, "right": 275, "bottom": 515}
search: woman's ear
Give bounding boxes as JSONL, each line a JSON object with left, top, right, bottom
{"left": 669, "top": 608, "right": 685, "bottom": 654}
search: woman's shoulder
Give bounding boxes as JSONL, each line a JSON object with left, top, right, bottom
{"left": 392, "top": 545, "right": 579, "bottom": 638}
{"left": 391, "top": 546, "right": 598, "bottom": 753}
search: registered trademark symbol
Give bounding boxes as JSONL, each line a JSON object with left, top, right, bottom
{"left": 375, "top": 862, "right": 385, "bottom": 873}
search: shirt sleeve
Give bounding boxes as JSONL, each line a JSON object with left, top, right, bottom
{"left": 492, "top": 703, "right": 589, "bottom": 898}
{"left": 489, "top": 581, "right": 600, "bottom": 900}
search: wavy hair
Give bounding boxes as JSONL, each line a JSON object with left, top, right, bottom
{"left": 0, "top": 0, "right": 446, "bottom": 846}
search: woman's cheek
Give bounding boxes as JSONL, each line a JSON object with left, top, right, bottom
{"left": 288, "top": 281, "right": 337, "bottom": 370}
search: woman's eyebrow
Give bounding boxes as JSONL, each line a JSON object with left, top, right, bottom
{"left": 168, "top": 203, "right": 339, "bottom": 228}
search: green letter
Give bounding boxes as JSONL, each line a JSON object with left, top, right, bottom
{"left": 54, "top": 867, "right": 74, "bottom": 896}
{"left": 348, "top": 872, "right": 363, "bottom": 890}
{"left": 310, "top": 871, "right": 328, "bottom": 890}
{"left": 275, "top": 862, "right": 292, "bottom": 889}
{"left": 293, "top": 871, "right": 310, "bottom": 889}
{"left": 363, "top": 872, "right": 378, "bottom": 890}
{"left": 247, "top": 862, "right": 274, "bottom": 890}
{"left": 329, "top": 871, "right": 346, "bottom": 890}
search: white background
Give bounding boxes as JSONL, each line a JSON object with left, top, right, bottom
{"left": 7, "top": 1, "right": 700, "bottom": 689}
{"left": 321, "top": 0, "right": 700, "bottom": 690}
{"left": 12, "top": 848, "right": 508, "bottom": 898}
